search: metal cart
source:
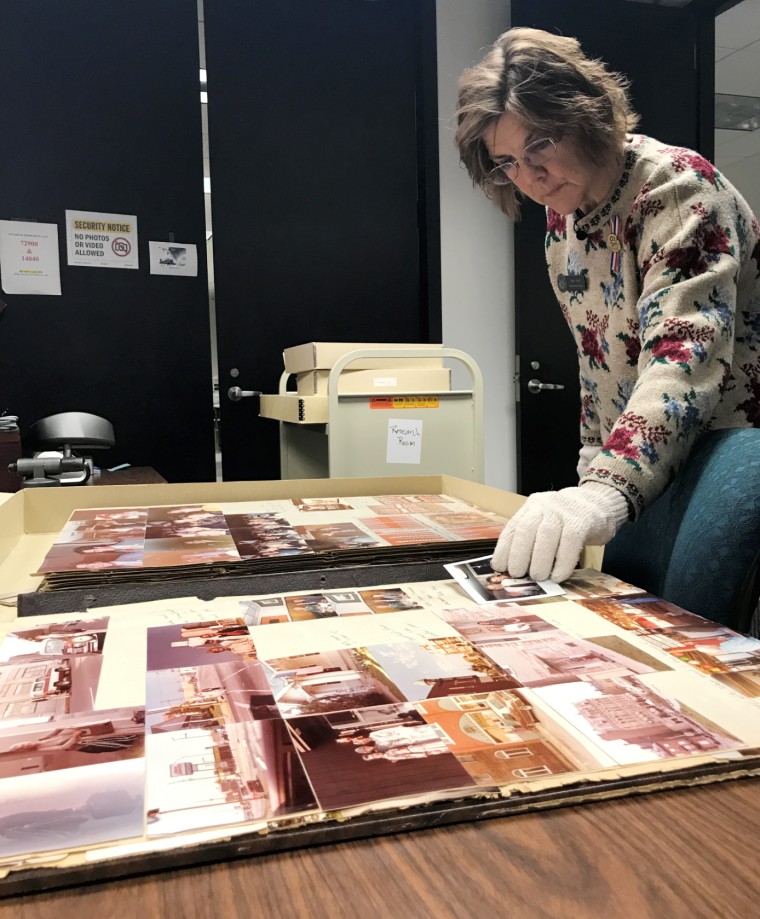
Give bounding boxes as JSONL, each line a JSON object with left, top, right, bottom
{"left": 272, "top": 348, "right": 484, "bottom": 482}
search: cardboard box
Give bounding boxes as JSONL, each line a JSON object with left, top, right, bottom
{"left": 283, "top": 342, "right": 445, "bottom": 374}
{"left": 259, "top": 394, "right": 328, "bottom": 424}
{"left": 0, "top": 475, "right": 535, "bottom": 617}
{"left": 296, "top": 366, "right": 452, "bottom": 396}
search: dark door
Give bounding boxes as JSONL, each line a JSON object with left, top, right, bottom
{"left": 510, "top": 0, "right": 713, "bottom": 495}
{"left": 0, "top": 1, "right": 215, "bottom": 484}
{"left": 204, "top": 0, "right": 440, "bottom": 482}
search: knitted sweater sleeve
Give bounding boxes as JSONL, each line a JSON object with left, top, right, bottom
{"left": 581, "top": 151, "right": 741, "bottom": 517}
{"left": 579, "top": 370, "right": 603, "bottom": 448}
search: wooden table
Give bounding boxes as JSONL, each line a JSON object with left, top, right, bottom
{"left": 93, "top": 467, "right": 167, "bottom": 486}
{"left": 1, "top": 466, "right": 167, "bottom": 492}
{"left": 1, "top": 777, "right": 757, "bottom": 916}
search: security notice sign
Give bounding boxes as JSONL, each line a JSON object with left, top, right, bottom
{"left": 65, "top": 209, "right": 138, "bottom": 269}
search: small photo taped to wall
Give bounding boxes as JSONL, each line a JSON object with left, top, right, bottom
{"left": 444, "top": 555, "right": 565, "bottom": 604}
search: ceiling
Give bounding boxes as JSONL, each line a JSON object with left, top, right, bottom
{"left": 715, "top": 0, "right": 760, "bottom": 167}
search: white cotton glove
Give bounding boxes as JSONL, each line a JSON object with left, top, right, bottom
{"left": 492, "top": 483, "right": 630, "bottom": 583}
{"left": 576, "top": 444, "right": 600, "bottom": 481}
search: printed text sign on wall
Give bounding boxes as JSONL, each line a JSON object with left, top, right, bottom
{"left": 65, "top": 209, "right": 139, "bottom": 270}
{"left": 0, "top": 220, "right": 61, "bottom": 295}
{"left": 386, "top": 418, "right": 422, "bottom": 464}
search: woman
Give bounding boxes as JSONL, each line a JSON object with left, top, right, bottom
{"left": 456, "top": 28, "right": 760, "bottom": 583}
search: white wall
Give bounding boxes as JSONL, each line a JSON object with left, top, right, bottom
{"left": 719, "top": 154, "right": 760, "bottom": 218}
{"left": 436, "top": 0, "right": 516, "bottom": 492}
{"left": 714, "top": 2, "right": 760, "bottom": 255}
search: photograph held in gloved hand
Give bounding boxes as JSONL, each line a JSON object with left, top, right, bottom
{"left": 445, "top": 555, "right": 565, "bottom": 604}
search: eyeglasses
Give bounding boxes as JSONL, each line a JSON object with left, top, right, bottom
{"left": 486, "top": 137, "right": 559, "bottom": 186}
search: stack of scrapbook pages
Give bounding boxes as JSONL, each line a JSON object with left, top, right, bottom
{"left": 2, "top": 563, "right": 760, "bottom": 891}
{"left": 35, "top": 494, "right": 506, "bottom": 591}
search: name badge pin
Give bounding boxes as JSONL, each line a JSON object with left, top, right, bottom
{"left": 557, "top": 273, "right": 588, "bottom": 293}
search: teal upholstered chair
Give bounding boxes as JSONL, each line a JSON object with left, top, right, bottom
{"left": 601, "top": 428, "right": 760, "bottom": 633}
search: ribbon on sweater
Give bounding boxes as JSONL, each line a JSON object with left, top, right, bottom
{"left": 608, "top": 215, "right": 622, "bottom": 274}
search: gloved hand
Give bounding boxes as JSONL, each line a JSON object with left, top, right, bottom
{"left": 492, "top": 483, "right": 630, "bottom": 583}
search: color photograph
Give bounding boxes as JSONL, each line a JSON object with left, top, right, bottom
{"left": 291, "top": 498, "right": 354, "bottom": 512}
{"left": 285, "top": 709, "right": 476, "bottom": 811}
{"left": 358, "top": 515, "right": 452, "bottom": 546}
{"left": 69, "top": 509, "right": 147, "bottom": 524}
{"left": 659, "top": 630, "right": 760, "bottom": 675}
{"left": 146, "top": 619, "right": 256, "bottom": 671}
{"left": 534, "top": 675, "right": 742, "bottom": 764}
{"left": 421, "top": 511, "right": 505, "bottom": 540}
{"left": 144, "top": 504, "right": 229, "bottom": 538}
{"left": 2, "top": 617, "right": 110, "bottom": 661}
{"left": 476, "top": 632, "right": 658, "bottom": 688}
{"left": 561, "top": 569, "right": 646, "bottom": 600}
{"left": 712, "top": 668, "right": 760, "bottom": 698}
{"left": 55, "top": 519, "right": 146, "bottom": 545}
{"left": 434, "top": 607, "right": 558, "bottom": 643}
{"left": 0, "top": 707, "right": 145, "bottom": 779}
{"left": 358, "top": 588, "right": 424, "bottom": 614}
{"left": 37, "top": 543, "right": 144, "bottom": 574}
{"left": 293, "top": 523, "right": 380, "bottom": 552}
{"left": 284, "top": 591, "right": 377, "bottom": 620}
{"left": 262, "top": 648, "right": 408, "bottom": 717}
{"left": 145, "top": 716, "right": 318, "bottom": 837}
{"left": 37, "top": 504, "right": 248, "bottom": 573}
{"left": 227, "top": 512, "right": 313, "bottom": 559}
{"left": 142, "top": 536, "right": 241, "bottom": 568}
{"left": 445, "top": 556, "right": 565, "bottom": 604}
{"left": 0, "top": 617, "right": 110, "bottom": 719}
{"left": 361, "top": 637, "right": 520, "bottom": 702}
{"left": 578, "top": 595, "right": 707, "bottom": 632}
{"left": 146, "top": 661, "right": 278, "bottom": 731}
{"left": 237, "top": 597, "right": 292, "bottom": 626}
{"left": 364, "top": 495, "right": 456, "bottom": 514}
{"left": 413, "top": 690, "right": 594, "bottom": 784}
{"left": 0, "top": 759, "right": 145, "bottom": 860}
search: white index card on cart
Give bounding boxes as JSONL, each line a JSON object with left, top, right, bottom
{"left": 386, "top": 418, "right": 423, "bottom": 464}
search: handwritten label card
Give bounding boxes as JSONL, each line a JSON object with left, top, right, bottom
{"left": 386, "top": 418, "right": 422, "bottom": 465}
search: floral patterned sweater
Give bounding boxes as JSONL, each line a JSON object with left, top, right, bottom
{"left": 545, "top": 134, "right": 760, "bottom": 519}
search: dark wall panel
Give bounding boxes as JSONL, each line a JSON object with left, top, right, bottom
{"left": 205, "top": 0, "right": 439, "bottom": 481}
{"left": 0, "top": 1, "right": 215, "bottom": 482}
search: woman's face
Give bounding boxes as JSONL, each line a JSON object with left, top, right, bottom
{"left": 484, "top": 112, "right": 610, "bottom": 215}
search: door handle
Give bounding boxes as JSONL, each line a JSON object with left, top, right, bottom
{"left": 527, "top": 378, "right": 565, "bottom": 394}
{"left": 227, "top": 386, "right": 262, "bottom": 402}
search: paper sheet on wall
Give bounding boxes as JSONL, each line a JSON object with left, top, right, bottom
{"left": 148, "top": 241, "right": 198, "bottom": 277}
{"left": 65, "top": 210, "right": 138, "bottom": 269}
{"left": 0, "top": 220, "right": 61, "bottom": 295}
{"left": 386, "top": 418, "right": 422, "bottom": 464}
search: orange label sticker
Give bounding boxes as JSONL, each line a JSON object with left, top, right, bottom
{"left": 370, "top": 396, "right": 439, "bottom": 409}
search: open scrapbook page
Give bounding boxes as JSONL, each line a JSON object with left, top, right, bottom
{"left": 34, "top": 495, "right": 507, "bottom": 590}
{"left": 2, "top": 562, "right": 760, "bottom": 890}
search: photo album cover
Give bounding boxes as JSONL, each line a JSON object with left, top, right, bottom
{"left": 2, "top": 565, "right": 760, "bottom": 885}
